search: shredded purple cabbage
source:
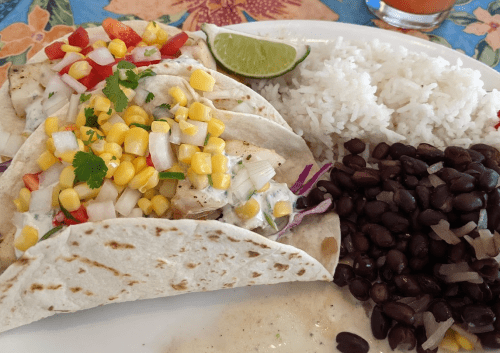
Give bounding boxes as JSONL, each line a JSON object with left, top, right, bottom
{"left": 0, "top": 159, "right": 12, "bottom": 173}
{"left": 290, "top": 164, "right": 313, "bottom": 193}
{"left": 296, "top": 163, "right": 333, "bottom": 196}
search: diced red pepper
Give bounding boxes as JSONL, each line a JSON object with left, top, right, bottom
{"left": 160, "top": 32, "right": 189, "bottom": 56}
{"left": 68, "top": 26, "right": 90, "bottom": 48}
{"left": 53, "top": 205, "right": 89, "bottom": 226}
{"left": 44, "top": 41, "right": 66, "bottom": 60}
{"left": 80, "top": 45, "right": 93, "bottom": 56}
{"left": 146, "top": 153, "right": 154, "bottom": 167}
{"left": 22, "top": 172, "right": 41, "bottom": 192}
{"left": 102, "top": 17, "right": 142, "bottom": 48}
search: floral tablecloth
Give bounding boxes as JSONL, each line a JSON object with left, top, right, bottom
{"left": 0, "top": 0, "right": 499, "bottom": 88}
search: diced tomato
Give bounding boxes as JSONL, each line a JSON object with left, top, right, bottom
{"left": 161, "top": 55, "right": 176, "bottom": 60}
{"left": 146, "top": 154, "right": 154, "bottom": 167}
{"left": 102, "top": 18, "right": 142, "bottom": 48}
{"left": 64, "top": 124, "right": 78, "bottom": 131}
{"left": 80, "top": 45, "right": 93, "bottom": 56}
{"left": 44, "top": 41, "right": 66, "bottom": 60}
{"left": 22, "top": 172, "right": 41, "bottom": 191}
{"left": 160, "top": 32, "right": 189, "bottom": 56}
{"left": 58, "top": 61, "right": 76, "bottom": 76}
{"left": 53, "top": 205, "right": 89, "bottom": 226}
{"left": 78, "top": 69, "right": 105, "bottom": 90}
{"left": 68, "top": 26, "right": 90, "bottom": 48}
{"left": 85, "top": 58, "right": 114, "bottom": 78}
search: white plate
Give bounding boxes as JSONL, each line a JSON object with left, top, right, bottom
{"left": 0, "top": 20, "right": 497, "bottom": 353}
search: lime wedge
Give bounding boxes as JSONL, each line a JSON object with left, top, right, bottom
{"left": 201, "top": 23, "right": 311, "bottom": 79}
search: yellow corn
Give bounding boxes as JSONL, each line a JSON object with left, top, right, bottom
{"left": 124, "top": 127, "right": 149, "bottom": 156}
{"left": 167, "top": 163, "right": 186, "bottom": 173}
{"left": 191, "top": 152, "right": 212, "bottom": 175}
{"left": 46, "top": 137, "right": 56, "bottom": 154}
{"left": 174, "top": 106, "right": 189, "bottom": 122}
{"left": 169, "top": 86, "right": 188, "bottom": 107}
{"left": 125, "top": 114, "right": 149, "bottom": 126}
{"left": 142, "top": 21, "right": 158, "bottom": 45}
{"left": 190, "top": 69, "right": 216, "bottom": 92}
{"left": 137, "top": 198, "right": 153, "bottom": 216}
{"left": 151, "top": 120, "right": 170, "bottom": 133}
{"left": 132, "top": 156, "right": 147, "bottom": 173}
{"left": 120, "top": 153, "right": 136, "bottom": 163}
{"left": 257, "top": 182, "right": 270, "bottom": 193}
{"left": 120, "top": 85, "right": 136, "bottom": 101}
{"left": 165, "top": 117, "right": 176, "bottom": 127}
{"left": 104, "top": 142, "right": 123, "bottom": 159}
{"left": 106, "top": 123, "right": 130, "bottom": 145}
{"left": 159, "top": 179, "right": 177, "bottom": 198}
{"left": 51, "top": 183, "right": 61, "bottom": 208}
{"left": 92, "top": 40, "right": 107, "bottom": 49}
{"left": 13, "top": 198, "right": 28, "bottom": 212}
{"left": 136, "top": 41, "right": 148, "bottom": 47}
{"left": 187, "top": 168, "right": 209, "bottom": 190}
{"left": 151, "top": 195, "right": 169, "bottom": 216}
{"left": 59, "top": 188, "right": 81, "bottom": 212}
{"left": 80, "top": 126, "right": 103, "bottom": 142}
{"left": 37, "top": 150, "right": 58, "bottom": 171}
{"left": 100, "top": 152, "right": 120, "bottom": 178}
{"left": 156, "top": 28, "right": 168, "bottom": 46}
{"left": 142, "top": 188, "right": 158, "bottom": 200}
{"left": 188, "top": 102, "right": 211, "bottom": 122}
{"left": 68, "top": 61, "right": 91, "bottom": 80}
{"left": 204, "top": 137, "right": 225, "bottom": 155}
{"left": 18, "top": 187, "right": 31, "bottom": 208}
{"left": 128, "top": 166, "right": 159, "bottom": 192}
{"left": 94, "top": 96, "right": 111, "bottom": 113}
{"left": 440, "top": 331, "right": 460, "bottom": 352}
{"left": 61, "top": 44, "right": 82, "bottom": 53}
{"left": 211, "top": 154, "right": 228, "bottom": 173}
{"left": 235, "top": 198, "right": 260, "bottom": 220}
{"left": 113, "top": 161, "right": 136, "bottom": 186}
{"left": 108, "top": 38, "right": 127, "bottom": 58}
{"left": 14, "top": 225, "right": 39, "bottom": 252}
{"left": 44, "top": 117, "right": 59, "bottom": 137}
{"left": 178, "top": 119, "right": 198, "bottom": 136}
{"left": 75, "top": 108, "right": 87, "bottom": 127}
{"left": 273, "top": 201, "right": 292, "bottom": 218}
{"left": 211, "top": 173, "right": 231, "bottom": 190}
{"left": 178, "top": 144, "right": 201, "bottom": 164}
{"left": 77, "top": 139, "right": 86, "bottom": 151}
{"left": 74, "top": 183, "right": 101, "bottom": 200}
{"left": 58, "top": 150, "right": 77, "bottom": 164}
{"left": 124, "top": 105, "right": 148, "bottom": 122}
{"left": 60, "top": 166, "right": 76, "bottom": 189}
{"left": 100, "top": 121, "right": 113, "bottom": 135}
{"left": 207, "top": 118, "right": 225, "bottom": 137}
{"left": 452, "top": 330, "right": 474, "bottom": 351}
{"left": 97, "top": 111, "right": 112, "bottom": 125}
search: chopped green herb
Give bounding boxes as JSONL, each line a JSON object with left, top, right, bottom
{"left": 72, "top": 151, "right": 108, "bottom": 189}
{"left": 144, "top": 48, "right": 157, "bottom": 57}
{"left": 130, "top": 123, "right": 151, "bottom": 131}
{"left": 208, "top": 174, "right": 213, "bottom": 187}
{"left": 159, "top": 103, "right": 171, "bottom": 110}
{"left": 204, "top": 133, "right": 211, "bottom": 146}
{"left": 237, "top": 160, "right": 243, "bottom": 165}
{"left": 138, "top": 68, "right": 156, "bottom": 80}
{"left": 146, "top": 92, "right": 155, "bottom": 103}
{"left": 111, "top": 156, "right": 117, "bottom": 160}
{"left": 247, "top": 189, "right": 256, "bottom": 200}
{"left": 264, "top": 212, "right": 278, "bottom": 231}
{"left": 103, "top": 71, "right": 129, "bottom": 112}
{"left": 117, "top": 61, "right": 136, "bottom": 70}
{"left": 40, "top": 226, "right": 63, "bottom": 241}
{"left": 83, "top": 129, "right": 103, "bottom": 147}
{"left": 158, "top": 172, "right": 185, "bottom": 180}
{"left": 80, "top": 93, "right": 91, "bottom": 103}
{"left": 84, "top": 107, "right": 99, "bottom": 127}
{"left": 237, "top": 99, "right": 243, "bottom": 104}
{"left": 246, "top": 154, "right": 252, "bottom": 160}
{"left": 48, "top": 92, "right": 55, "bottom": 99}
{"left": 152, "top": 21, "right": 157, "bottom": 27}
{"left": 276, "top": 334, "right": 281, "bottom": 339}
{"left": 59, "top": 202, "right": 81, "bottom": 224}
{"left": 107, "top": 108, "right": 113, "bottom": 115}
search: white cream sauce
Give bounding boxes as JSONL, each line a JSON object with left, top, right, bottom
{"left": 14, "top": 211, "right": 56, "bottom": 258}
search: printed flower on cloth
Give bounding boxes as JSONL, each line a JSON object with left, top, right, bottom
{"left": 372, "top": 19, "right": 432, "bottom": 40}
{"left": 463, "top": 7, "right": 500, "bottom": 51}
{"left": 105, "top": 0, "right": 339, "bottom": 31}
{"left": 0, "top": 5, "right": 73, "bottom": 60}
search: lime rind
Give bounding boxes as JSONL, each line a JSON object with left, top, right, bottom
{"left": 201, "top": 23, "right": 311, "bottom": 79}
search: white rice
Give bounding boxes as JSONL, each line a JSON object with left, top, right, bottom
{"left": 250, "top": 37, "right": 500, "bottom": 162}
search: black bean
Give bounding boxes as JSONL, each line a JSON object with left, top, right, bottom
{"left": 416, "top": 274, "right": 442, "bottom": 296}
{"left": 332, "top": 169, "right": 357, "bottom": 189}
{"left": 333, "top": 263, "right": 355, "bottom": 287}
{"left": 429, "top": 299, "right": 453, "bottom": 322}
{"left": 489, "top": 188, "right": 500, "bottom": 206}
{"left": 390, "top": 143, "right": 417, "bottom": 160}
{"left": 431, "top": 185, "right": 453, "bottom": 213}
{"left": 438, "top": 167, "right": 463, "bottom": 183}
{"left": 383, "top": 301, "right": 416, "bottom": 325}
{"left": 416, "top": 186, "right": 431, "bottom": 209}
{"left": 429, "top": 238, "right": 448, "bottom": 259}
{"left": 337, "top": 194, "right": 354, "bottom": 217}
{"left": 365, "top": 186, "right": 382, "bottom": 200}
{"left": 381, "top": 212, "right": 409, "bottom": 233}
{"left": 362, "top": 223, "right": 395, "bottom": 248}
{"left": 464, "top": 168, "right": 482, "bottom": 180}
{"left": 445, "top": 146, "right": 472, "bottom": 170}
{"left": 353, "top": 254, "right": 377, "bottom": 280}
{"left": 394, "top": 189, "right": 417, "bottom": 213}
{"left": 416, "top": 325, "right": 438, "bottom": 353}
{"left": 379, "top": 159, "right": 402, "bottom": 170}
{"left": 352, "top": 168, "right": 381, "bottom": 187}
{"left": 443, "top": 283, "right": 461, "bottom": 297}
{"left": 395, "top": 238, "right": 409, "bottom": 253}
{"left": 336, "top": 332, "right": 370, "bottom": 353}
{"left": 484, "top": 158, "right": 500, "bottom": 176}
{"left": 462, "top": 304, "right": 496, "bottom": 329}
{"left": 400, "top": 155, "right": 429, "bottom": 176}
{"left": 471, "top": 259, "right": 500, "bottom": 282}
{"left": 468, "top": 161, "right": 487, "bottom": 174}
{"left": 490, "top": 282, "right": 500, "bottom": 298}
{"left": 453, "top": 192, "right": 484, "bottom": 212}
{"left": 448, "top": 241, "right": 471, "bottom": 264}
{"left": 307, "top": 187, "right": 326, "bottom": 205}
{"left": 317, "top": 180, "right": 342, "bottom": 199}
{"left": 418, "top": 209, "right": 447, "bottom": 226}
{"left": 493, "top": 302, "right": 500, "bottom": 331}
{"left": 388, "top": 324, "right": 416, "bottom": 351}
{"left": 379, "top": 265, "right": 394, "bottom": 283}
{"left": 372, "top": 142, "right": 391, "bottom": 159}
{"left": 343, "top": 154, "right": 366, "bottom": 170}
{"left": 403, "top": 175, "right": 419, "bottom": 189}
{"left": 349, "top": 277, "right": 372, "bottom": 301}
{"left": 467, "top": 148, "right": 486, "bottom": 163}
{"left": 343, "top": 235, "right": 355, "bottom": 254}
{"left": 461, "top": 282, "right": 486, "bottom": 302}
{"left": 417, "top": 143, "right": 445, "bottom": 164}
{"left": 394, "top": 274, "right": 422, "bottom": 297}
{"left": 295, "top": 196, "right": 310, "bottom": 209}
{"left": 370, "top": 283, "right": 390, "bottom": 304}
{"left": 409, "top": 256, "right": 429, "bottom": 271}
{"left": 479, "top": 169, "right": 499, "bottom": 192}
{"left": 386, "top": 249, "right": 408, "bottom": 274}
{"left": 478, "top": 331, "right": 500, "bottom": 349}
{"left": 345, "top": 138, "right": 366, "bottom": 155}
{"left": 352, "top": 232, "right": 370, "bottom": 253}
{"left": 355, "top": 198, "right": 367, "bottom": 216}
{"left": 471, "top": 143, "right": 500, "bottom": 164}
{"left": 409, "top": 233, "right": 429, "bottom": 259}
{"left": 383, "top": 180, "right": 404, "bottom": 193}
{"left": 371, "top": 305, "right": 391, "bottom": 339}
{"left": 460, "top": 211, "right": 480, "bottom": 224}
{"left": 449, "top": 174, "right": 476, "bottom": 193}
{"left": 380, "top": 166, "right": 402, "bottom": 181}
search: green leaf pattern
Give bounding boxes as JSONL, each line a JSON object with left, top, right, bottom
{"left": 29, "top": 0, "right": 73, "bottom": 30}
{"left": 474, "top": 39, "right": 500, "bottom": 67}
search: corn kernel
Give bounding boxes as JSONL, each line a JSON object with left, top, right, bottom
{"left": 13, "top": 198, "right": 28, "bottom": 212}
{"left": 124, "top": 127, "right": 149, "bottom": 156}
{"left": 120, "top": 153, "right": 135, "bottom": 163}
{"left": 211, "top": 173, "right": 231, "bottom": 190}
{"left": 151, "top": 195, "right": 169, "bottom": 216}
{"left": 169, "top": 87, "right": 188, "bottom": 107}
{"left": 167, "top": 163, "right": 186, "bottom": 174}
{"left": 14, "top": 226, "right": 39, "bottom": 252}
{"left": 178, "top": 144, "right": 201, "bottom": 164}
{"left": 235, "top": 198, "right": 260, "bottom": 220}
{"left": 120, "top": 85, "right": 136, "bottom": 100}
{"left": 44, "top": 117, "right": 59, "bottom": 137}
{"left": 74, "top": 183, "right": 101, "bottom": 200}
{"left": 124, "top": 105, "right": 148, "bottom": 121}
{"left": 108, "top": 38, "right": 127, "bottom": 58}
{"left": 19, "top": 187, "right": 31, "bottom": 207}
{"left": 68, "top": 61, "right": 91, "bottom": 80}
{"left": 37, "top": 150, "right": 58, "bottom": 171}
{"left": 125, "top": 114, "right": 149, "bottom": 126}
{"left": 204, "top": 137, "right": 225, "bottom": 155}
{"left": 211, "top": 154, "right": 228, "bottom": 173}
{"left": 128, "top": 166, "right": 159, "bottom": 192}
{"left": 151, "top": 120, "right": 170, "bottom": 133}
{"left": 94, "top": 96, "right": 111, "bottom": 113}
{"left": 191, "top": 152, "right": 212, "bottom": 175}
{"left": 439, "top": 331, "right": 460, "bottom": 352}
{"left": 104, "top": 142, "right": 123, "bottom": 159}
{"left": 46, "top": 137, "right": 56, "bottom": 154}
{"left": 61, "top": 44, "right": 82, "bottom": 53}
{"left": 98, "top": 112, "right": 112, "bottom": 125}
{"left": 92, "top": 40, "right": 107, "bottom": 49}
{"left": 165, "top": 117, "right": 176, "bottom": 127}
{"left": 59, "top": 188, "right": 81, "bottom": 212}
{"left": 452, "top": 330, "right": 474, "bottom": 351}
{"left": 179, "top": 119, "right": 198, "bottom": 136}
{"left": 187, "top": 168, "right": 209, "bottom": 189}
{"left": 113, "top": 161, "right": 136, "bottom": 186}
{"left": 273, "top": 201, "right": 292, "bottom": 218}
{"left": 75, "top": 108, "right": 87, "bottom": 127}
{"left": 156, "top": 28, "right": 168, "bottom": 45}
{"left": 132, "top": 156, "right": 147, "bottom": 173}
{"left": 77, "top": 139, "right": 86, "bottom": 151}
{"left": 100, "top": 152, "right": 120, "bottom": 178}
{"left": 138, "top": 198, "right": 153, "bottom": 215}
{"left": 106, "top": 123, "right": 130, "bottom": 145}
{"left": 174, "top": 106, "right": 189, "bottom": 122}
{"left": 100, "top": 122, "right": 113, "bottom": 135}
{"left": 207, "top": 118, "right": 225, "bottom": 137}
{"left": 136, "top": 41, "right": 148, "bottom": 47}
{"left": 188, "top": 102, "right": 211, "bottom": 122}
{"left": 58, "top": 150, "right": 77, "bottom": 164}
{"left": 60, "top": 166, "right": 76, "bottom": 189}
{"left": 51, "top": 184, "right": 61, "bottom": 208}
{"left": 142, "top": 22, "right": 158, "bottom": 45}
{"left": 190, "top": 69, "right": 216, "bottom": 92}
{"left": 257, "top": 182, "right": 270, "bottom": 193}
{"left": 142, "top": 188, "right": 158, "bottom": 200}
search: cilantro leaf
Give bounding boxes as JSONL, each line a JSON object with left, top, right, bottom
{"left": 117, "top": 61, "right": 137, "bottom": 70}
{"left": 103, "top": 71, "right": 129, "bottom": 112}
{"left": 130, "top": 123, "right": 151, "bottom": 131}
{"left": 48, "top": 92, "right": 55, "bottom": 99}
{"left": 144, "top": 48, "right": 157, "bottom": 57}
{"left": 84, "top": 107, "right": 99, "bottom": 127}
{"left": 138, "top": 69, "right": 156, "bottom": 79}
{"left": 120, "top": 69, "right": 140, "bottom": 89}
{"left": 80, "top": 93, "right": 91, "bottom": 103}
{"left": 72, "top": 151, "right": 108, "bottom": 189}
{"left": 146, "top": 92, "right": 155, "bottom": 103}
{"left": 152, "top": 21, "right": 157, "bottom": 27}
{"left": 159, "top": 103, "right": 171, "bottom": 110}
{"left": 107, "top": 108, "right": 113, "bottom": 115}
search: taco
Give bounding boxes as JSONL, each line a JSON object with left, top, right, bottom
{"left": 0, "top": 60, "right": 339, "bottom": 333}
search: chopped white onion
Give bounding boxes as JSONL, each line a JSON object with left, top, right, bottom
{"left": 52, "top": 131, "right": 79, "bottom": 154}
{"left": 427, "top": 161, "right": 444, "bottom": 174}
{"left": 39, "top": 163, "right": 65, "bottom": 188}
{"left": 169, "top": 122, "right": 182, "bottom": 144}
{"left": 422, "top": 314, "right": 454, "bottom": 351}
{"left": 87, "top": 47, "right": 115, "bottom": 66}
{"left": 89, "top": 33, "right": 110, "bottom": 45}
{"left": 430, "top": 220, "right": 461, "bottom": 245}
{"left": 131, "top": 46, "right": 161, "bottom": 62}
{"left": 51, "top": 52, "right": 82, "bottom": 72}
{"left": 428, "top": 174, "right": 445, "bottom": 187}
{"left": 464, "top": 235, "right": 489, "bottom": 260}
{"left": 44, "top": 75, "right": 73, "bottom": 100}
{"left": 107, "top": 114, "right": 126, "bottom": 125}
{"left": 128, "top": 208, "right": 143, "bottom": 218}
{"left": 24, "top": 97, "right": 47, "bottom": 133}
{"left": 95, "top": 179, "right": 119, "bottom": 203}
{"left": 452, "top": 221, "right": 477, "bottom": 237}
{"left": 149, "top": 132, "right": 176, "bottom": 171}
{"left": 43, "top": 92, "right": 69, "bottom": 117}
{"left": 115, "top": 187, "right": 142, "bottom": 217}
{"left": 478, "top": 229, "right": 498, "bottom": 257}
{"left": 1, "top": 133, "right": 25, "bottom": 158}
{"left": 29, "top": 184, "right": 56, "bottom": 213}
{"left": 86, "top": 200, "right": 116, "bottom": 222}
{"left": 180, "top": 120, "right": 208, "bottom": 146}
{"left": 66, "top": 94, "right": 80, "bottom": 123}
{"left": 230, "top": 168, "right": 255, "bottom": 202}
{"left": 133, "top": 87, "right": 149, "bottom": 106}
{"left": 244, "top": 160, "right": 276, "bottom": 191}
{"left": 61, "top": 74, "right": 87, "bottom": 94}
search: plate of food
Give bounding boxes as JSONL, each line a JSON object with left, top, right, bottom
{"left": 0, "top": 18, "right": 499, "bottom": 353}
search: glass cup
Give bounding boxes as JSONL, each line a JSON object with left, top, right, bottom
{"left": 365, "top": 0, "right": 456, "bottom": 29}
